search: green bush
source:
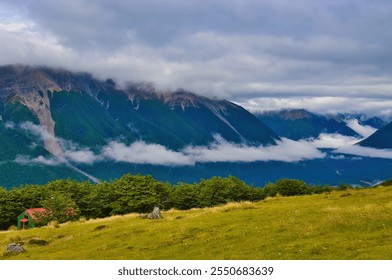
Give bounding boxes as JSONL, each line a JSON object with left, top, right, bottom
{"left": 262, "top": 182, "right": 279, "bottom": 197}
{"left": 337, "top": 183, "right": 352, "bottom": 191}
{"left": 169, "top": 183, "right": 201, "bottom": 210}
{"left": 275, "top": 179, "right": 310, "bottom": 196}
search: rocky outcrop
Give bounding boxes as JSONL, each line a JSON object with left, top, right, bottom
{"left": 147, "top": 207, "right": 162, "bottom": 219}
{"left": 6, "top": 243, "right": 25, "bottom": 254}
{"left": 0, "top": 65, "right": 62, "bottom": 156}
{"left": 140, "top": 207, "right": 163, "bottom": 219}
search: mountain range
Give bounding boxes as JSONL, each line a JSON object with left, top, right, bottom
{"left": 0, "top": 65, "right": 278, "bottom": 150}
{"left": 256, "top": 109, "right": 388, "bottom": 141}
{"left": 0, "top": 64, "right": 391, "bottom": 188}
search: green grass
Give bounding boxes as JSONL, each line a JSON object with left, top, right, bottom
{"left": 1, "top": 187, "right": 392, "bottom": 260}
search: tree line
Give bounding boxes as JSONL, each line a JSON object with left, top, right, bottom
{"left": 0, "top": 174, "right": 351, "bottom": 230}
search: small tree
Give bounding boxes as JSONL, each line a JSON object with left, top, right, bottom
{"left": 198, "top": 177, "right": 231, "bottom": 207}
{"left": 109, "top": 174, "right": 161, "bottom": 215}
{"left": 275, "top": 179, "right": 310, "bottom": 196}
{"left": 262, "top": 182, "right": 279, "bottom": 197}
{"left": 37, "top": 192, "right": 79, "bottom": 225}
{"left": 169, "top": 183, "right": 201, "bottom": 210}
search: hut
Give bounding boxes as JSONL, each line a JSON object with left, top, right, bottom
{"left": 17, "top": 208, "right": 47, "bottom": 230}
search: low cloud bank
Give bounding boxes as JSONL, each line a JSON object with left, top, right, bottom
{"left": 308, "top": 133, "right": 392, "bottom": 159}
{"left": 335, "top": 145, "right": 392, "bottom": 159}
{"left": 10, "top": 122, "right": 325, "bottom": 166}
{"left": 69, "top": 137, "right": 326, "bottom": 166}
{"left": 183, "top": 136, "right": 325, "bottom": 163}
{"left": 101, "top": 141, "right": 194, "bottom": 166}
{"left": 14, "top": 155, "right": 63, "bottom": 166}
{"left": 310, "top": 133, "right": 361, "bottom": 149}
{"left": 8, "top": 122, "right": 392, "bottom": 167}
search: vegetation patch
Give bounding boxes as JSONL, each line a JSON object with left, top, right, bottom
{"left": 93, "top": 225, "right": 107, "bottom": 231}
{"left": 340, "top": 193, "right": 352, "bottom": 197}
{"left": 220, "top": 201, "right": 256, "bottom": 212}
{"left": 378, "top": 179, "right": 392, "bottom": 187}
{"left": 28, "top": 238, "right": 49, "bottom": 246}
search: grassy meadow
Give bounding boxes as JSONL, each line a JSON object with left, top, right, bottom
{"left": 1, "top": 186, "right": 392, "bottom": 260}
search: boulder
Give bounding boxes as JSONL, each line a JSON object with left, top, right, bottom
{"left": 147, "top": 207, "right": 162, "bottom": 219}
{"left": 6, "top": 243, "right": 25, "bottom": 254}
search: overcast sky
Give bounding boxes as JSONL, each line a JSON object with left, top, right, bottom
{"left": 1, "top": 0, "right": 392, "bottom": 116}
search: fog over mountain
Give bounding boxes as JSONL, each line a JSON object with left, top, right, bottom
{"left": 1, "top": 0, "right": 392, "bottom": 116}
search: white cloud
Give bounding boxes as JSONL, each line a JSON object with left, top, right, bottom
{"left": 99, "top": 136, "right": 325, "bottom": 165}
{"left": 306, "top": 132, "right": 392, "bottom": 160}
{"left": 234, "top": 96, "right": 392, "bottom": 116}
{"left": 11, "top": 122, "right": 392, "bottom": 167}
{"left": 4, "top": 121, "right": 15, "bottom": 129}
{"left": 62, "top": 149, "right": 98, "bottom": 165}
{"left": 101, "top": 141, "right": 194, "bottom": 166}
{"left": 345, "top": 119, "right": 377, "bottom": 138}
{"left": 335, "top": 145, "right": 392, "bottom": 159}
{"left": 13, "top": 123, "right": 327, "bottom": 166}
{"left": 20, "top": 121, "right": 54, "bottom": 142}
{"left": 308, "top": 133, "right": 361, "bottom": 149}
{"left": 16, "top": 122, "right": 98, "bottom": 164}
{"left": 183, "top": 136, "right": 325, "bottom": 163}
{"left": 329, "top": 155, "right": 346, "bottom": 160}
{"left": 14, "top": 155, "right": 62, "bottom": 166}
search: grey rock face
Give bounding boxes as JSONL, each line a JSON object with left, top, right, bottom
{"left": 6, "top": 243, "right": 25, "bottom": 253}
{"left": 147, "top": 207, "right": 162, "bottom": 219}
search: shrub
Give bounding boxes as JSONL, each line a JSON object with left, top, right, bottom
{"left": 7, "top": 225, "right": 17, "bottom": 231}
{"left": 94, "top": 225, "right": 107, "bottom": 231}
{"left": 47, "top": 220, "right": 60, "bottom": 228}
{"left": 337, "top": 183, "right": 351, "bottom": 191}
{"left": 169, "top": 183, "right": 201, "bottom": 210}
{"left": 28, "top": 238, "right": 49, "bottom": 246}
{"left": 275, "top": 179, "right": 310, "bottom": 196}
{"left": 262, "top": 182, "right": 279, "bottom": 197}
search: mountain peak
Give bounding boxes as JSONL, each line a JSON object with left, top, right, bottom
{"left": 0, "top": 65, "right": 60, "bottom": 98}
{"left": 359, "top": 121, "right": 392, "bottom": 149}
{"left": 159, "top": 89, "right": 214, "bottom": 110}
{"left": 259, "top": 108, "right": 316, "bottom": 120}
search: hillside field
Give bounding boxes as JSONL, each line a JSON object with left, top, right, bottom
{"left": 1, "top": 185, "right": 392, "bottom": 260}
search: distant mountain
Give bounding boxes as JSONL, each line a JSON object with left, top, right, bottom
{"left": 256, "top": 109, "right": 360, "bottom": 140}
{"left": 0, "top": 65, "right": 278, "bottom": 149}
{"left": 361, "top": 117, "right": 387, "bottom": 129}
{"left": 359, "top": 121, "right": 392, "bottom": 149}
{"left": 338, "top": 113, "right": 387, "bottom": 129}
{"left": 0, "top": 64, "right": 279, "bottom": 187}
